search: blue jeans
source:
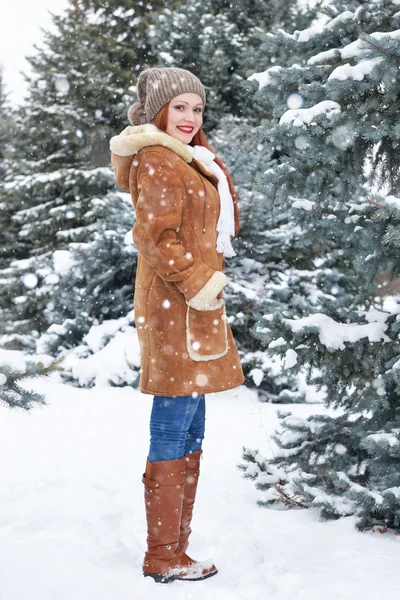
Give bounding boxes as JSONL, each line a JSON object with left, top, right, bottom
{"left": 148, "top": 394, "right": 206, "bottom": 462}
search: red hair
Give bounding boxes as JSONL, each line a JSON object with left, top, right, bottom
{"left": 152, "top": 102, "right": 240, "bottom": 236}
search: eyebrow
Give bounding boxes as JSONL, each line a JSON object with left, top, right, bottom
{"left": 173, "top": 100, "right": 204, "bottom": 107}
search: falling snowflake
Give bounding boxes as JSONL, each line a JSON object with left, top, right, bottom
{"left": 331, "top": 125, "right": 355, "bottom": 150}
{"left": 195, "top": 374, "right": 208, "bottom": 386}
{"left": 21, "top": 273, "right": 38, "bottom": 289}
{"left": 295, "top": 136, "right": 309, "bottom": 150}
{"left": 287, "top": 93, "right": 304, "bottom": 109}
{"left": 162, "top": 299, "right": 171, "bottom": 309}
{"left": 54, "top": 75, "right": 70, "bottom": 94}
{"left": 334, "top": 443, "right": 347, "bottom": 455}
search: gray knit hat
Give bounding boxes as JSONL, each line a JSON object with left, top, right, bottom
{"left": 127, "top": 67, "right": 206, "bottom": 126}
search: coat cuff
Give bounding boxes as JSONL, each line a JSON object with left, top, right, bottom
{"left": 186, "top": 271, "right": 228, "bottom": 311}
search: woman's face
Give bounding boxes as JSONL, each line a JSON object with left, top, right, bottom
{"left": 166, "top": 93, "right": 204, "bottom": 144}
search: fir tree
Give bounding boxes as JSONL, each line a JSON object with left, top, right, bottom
{"left": 0, "top": 65, "right": 17, "bottom": 340}
{"left": 35, "top": 188, "right": 136, "bottom": 355}
{"left": 0, "top": 0, "right": 176, "bottom": 351}
{"left": 210, "top": 116, "right": 306, "bottom": 401}
{"left": 240, "top": 0, "right": 400, "bottom": 529}
{"left": 0, "top": 64, "right": 10, "bottom": 183}
{"left": 149, "top": 0, "right": 307, "bottom": 130}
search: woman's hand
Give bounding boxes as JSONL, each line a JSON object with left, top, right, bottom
{"left": 208, "top": 297, "right": 219, "bottom": 306}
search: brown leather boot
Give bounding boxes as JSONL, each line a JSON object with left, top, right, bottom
{"left": 142, "top": 457, "right": 218, "bottom": 583}
{"left": 179, "top": 449, "right": 202, "bottom": 554}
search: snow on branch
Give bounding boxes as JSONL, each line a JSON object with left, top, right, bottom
{"left": 328, "top": 59, "right": 382, "bottom": 81}
{"left": 285, "top": 312, "right": 391, "bottom": 350}
{"left": 279, "top": 101, "right": 341, "bottom": 127}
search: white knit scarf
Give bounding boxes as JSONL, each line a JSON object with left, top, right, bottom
{"left": 185, "top": 144, "right": 236, "bottom": 258}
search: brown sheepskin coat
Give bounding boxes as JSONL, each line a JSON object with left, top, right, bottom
{"left": 110, "top": 123, "right": 244, "bottom": 396}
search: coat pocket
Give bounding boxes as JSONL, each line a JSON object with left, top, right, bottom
{"left": 186, "top": 299, "right": 228, "bottom": 361}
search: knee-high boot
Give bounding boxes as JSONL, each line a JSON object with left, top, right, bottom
{"left": 142, "top": 457, "right": 218, "bottom": 583}
{"left": 179, "top": 449, "right": 202, "bottom": 553}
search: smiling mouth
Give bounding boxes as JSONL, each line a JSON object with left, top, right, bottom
{"left": 177, "top": 126, "right": 194, "bottom": 133}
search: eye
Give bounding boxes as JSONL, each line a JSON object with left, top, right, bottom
{"left": 195, "top": 108, "right": 203, "bottom": 113}
{"left": 174, "top": 105, "right": 184, "bottom": 110}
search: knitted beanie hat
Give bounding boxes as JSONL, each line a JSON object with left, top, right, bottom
{"left": 127, "top": 67, "right": 206, "bottom": 126}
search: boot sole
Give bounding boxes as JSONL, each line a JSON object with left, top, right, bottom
{"left": 144, "top": 568, "right": 218, "bottom": 583}
{"left": 143, "top": 572, "right": 174, "bottom": 584}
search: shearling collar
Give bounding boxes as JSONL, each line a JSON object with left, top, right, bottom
{"left": 109, "top": 123, "right": 215, "bottom": 177}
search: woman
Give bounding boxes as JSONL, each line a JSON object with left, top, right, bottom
{"left": 110, "top": 67, "right": 244, "bottom": 584}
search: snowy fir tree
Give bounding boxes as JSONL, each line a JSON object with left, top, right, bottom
{"left": 0, "top": 65, "right": 12, "bottom": 183}
{"left": 34, "top": 190, "right": 136, "bottom": 358}
{"left": 149, "top": 0, "right": 308, "bottom": 130}
{"left": 0, "top": 0, "right": 176, "bottom": 352}
{"left": 239, "top": 0, "right": 400, "bottom": 529}
{"left": 0, "top": 65, "right": 18, "bottom": 261}
{"left": 210, "top": 116, "right": 306, "bottom": 402}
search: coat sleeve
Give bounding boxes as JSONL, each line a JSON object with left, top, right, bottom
{"left": 131, "top": 150, "right": 227, "bottom": 309}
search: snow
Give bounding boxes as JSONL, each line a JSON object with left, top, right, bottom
{"left": 0, "top": 349, "right": 54, "bottom": 373}
{"left": 53, "top": 250, "right": 75, "bottom": 275}
{"left": 392, "top": 358, "right": 400, "bottom": 371}
{"left": 341, "top": 29, "right": 400, "bottom": 61}
{"left": 324, "top": 11, "right": 354, "bottom": 30}
{"left": 227, "top": 279, "right": 259, "bottom": 300}
{"left": 385, "top": 487, "right": 400, "bottom": 499}
{"left": 249, "top": 367, "right": 264, "bottom": 386}
{"left": 279, "top": 101, "right": 341, "bottom": 127}
{"left": 383, "top": 195, "right": 400, "bottom": 207}
{"left": 59, "top": 312, "right": 141, "bottom": 387}
{"left": 247, "top": 65, "right": 282, "bottom": 89}
{"left": 297, "top": 19, "right": 327, "bottom": 43}
{"left": 284, "top": 349, "right": 298, "bottom": 369}
{"left": 2, "top": 379, "right": 400, "bottom": 599}
{"left": 364, "top": 309, "right": 392, "bottom": 323}
{"left": 291, "top": 198, "right": 315, "bottom": 211}
{"left": 307, "top": 48, "right": 339, "bottom": 65}
{"left": 268, "top": 337, "right": 286, "bottom": 348}
{"left": 367, "top": 433, "right": 399, "bottom": 447}
{"left": 285, "top": 313, "right": 390, "bottom": 350}
{"left": 328, "top": 59, "right": 381, "bottom": 82}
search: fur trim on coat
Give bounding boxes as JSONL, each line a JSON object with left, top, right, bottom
{"left": 110, "top": 123, "right": 214, "bottom": 176}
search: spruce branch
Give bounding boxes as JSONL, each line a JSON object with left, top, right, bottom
{"left": 0, "top": 358, "right": 64, "bottom": 410}
{"left": 359, "top": 35, "right": 397, "bottom": 59}
{"left": 272, "top": 483, "right": 309, "bottom": 508}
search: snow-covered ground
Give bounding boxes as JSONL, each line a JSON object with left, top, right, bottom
{"left": 1, "top": 379, "right": 400, "bottom": 600}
